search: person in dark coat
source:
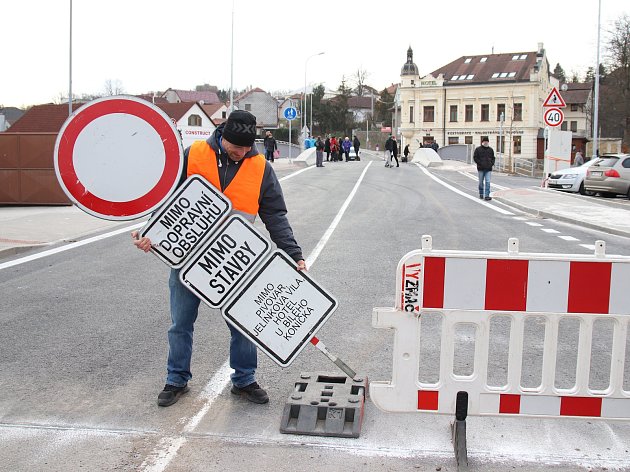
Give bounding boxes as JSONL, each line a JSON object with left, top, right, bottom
{"left": 324, "top": 135, "right": 331, "bottom": 161}
{"left": 403, "top": 144, "right": 410, "bottom": 162}
{"left": 353, "top": 135, "right": 361, "bottom": 160}
{"left": 390, "top": 136, "right": 399, "bottom": 167}
{"left": 473, "top": 137, "right": 495, "bottom": 200}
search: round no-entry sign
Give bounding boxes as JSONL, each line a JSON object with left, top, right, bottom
{"left": 54, "top": 96, "right": 183, "bottom": 220}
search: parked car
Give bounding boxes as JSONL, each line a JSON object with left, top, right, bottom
{"left": 547, "top": 159, "right": 600, "bottom": 195}
{"left": 584, "top": 154, "right": 630, "bottom": 198}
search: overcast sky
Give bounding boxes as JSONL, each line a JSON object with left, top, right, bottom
{"left": 2, "top": 0, "right": 628, "bottom": 108}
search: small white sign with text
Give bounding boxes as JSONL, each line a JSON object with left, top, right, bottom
{"left": 222, "top": 251, "right": 338, "bottom": 367}
{"left": 179, "top": 214, "right": 271, "bottom": 308}
{"left": 140, "top": 175, "right": 231, "bottom": 268}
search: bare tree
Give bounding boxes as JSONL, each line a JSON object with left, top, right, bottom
{"left": 353, "top": 69, "right": 369, "bottom": 97}
{"left": 104, "top": 79, "right": 125, "bottom": 96}
{"left": 600, "top": 14, "right": 630, "bottom": 146}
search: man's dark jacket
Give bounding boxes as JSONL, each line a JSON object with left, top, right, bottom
{"left": 473, "top": 145, "right": 495, "bottom": 171}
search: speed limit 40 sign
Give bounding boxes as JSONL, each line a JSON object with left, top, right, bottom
{"left": 544, "top": 107, "right": 564, "bottom": 127}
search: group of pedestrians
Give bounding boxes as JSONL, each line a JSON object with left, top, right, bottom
{"left": 320, "top": 135, "right": 361, "bottom": 165}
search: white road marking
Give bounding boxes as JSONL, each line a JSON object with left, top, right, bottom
{"left": 541, "top": 228, "right": 561, "bottom": 234}
{"left": 580, "top": 244, "right": 596, "bottom": 250}
{"left": 138, "top": 162, "right": 372, "bottom": 472}
{"left": 416, "top": 164, "right": 514, "bottom": 215}
{"left": 558, "top": 235, "right": 580, "bottom": 241}
{"left": 525, "top": 222, "right": 543, "bottom": 227}
{"left": 457, "top": 170, "right": 509, "bottom": 190}
{"left": 0, "top": 223, "right": 144, "bottom": 271}
{"left": 0, "top": 166, "right": 314, "bottom": 273}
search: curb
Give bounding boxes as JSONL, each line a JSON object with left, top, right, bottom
{"left": 492, "top": 196, "right": 630, "bottom": 239}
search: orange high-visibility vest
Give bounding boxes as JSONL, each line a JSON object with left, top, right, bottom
{"left": 186, "top": 140, "right": 266, "bottom": 221}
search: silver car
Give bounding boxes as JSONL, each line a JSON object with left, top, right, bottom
{"left": 584, "top": 154, "right": 630, "bottom": 198}
{"left": 547, "top": 159, "right": 600, "bottom": 195}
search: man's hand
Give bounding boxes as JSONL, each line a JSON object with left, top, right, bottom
{"left": 296, "top": 259, "right": 307, "bottom": 272}
{"left": 131, "top": 230, "right": 152, "bottom": 253}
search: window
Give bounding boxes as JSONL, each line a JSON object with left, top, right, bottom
{"left": 513, "top": 136, "right": 521, "bottom": 155}
{"left": 492, "top": 72, "right": 500, "bottom": 78}
{"left": 497, "top": 104, "right": 506, "bottom": 121}
{"left": 452, "top": 75, "right": 459, "bottom": 80}
{"left": 464, "top": 58, "right": 472, "bottom": 63}
{"left": 496, "top": 136, "right": 505, "bottom": 153}
{"left": 409, "top": 106, "right": 414, "bottom": 123}
{"left": 466, "top": 74, "right": 474, "bottom": 80}
{"left": 449, "top": 105, "right": 458, "bottom": 122}
{"left": 499, "top": 72, "right": 508, "bottom": 78}
{"left": 519, "top": 54, "right": 527, "bottom": 60}
{"left": 512, "top": 55, "right": 520, "bottom": 60}
{"left": 480, "top": 57, "right": 488, "bottom": 63}
{"left": 481, "top": 104, "right": 489, "bottom": 121}
{"left": 514, "top": 103, "right": 523, "bottom": 121}
{"left": 508, "top": 72, "right": 516, "bottom": 78}
{"left": 188, "top": 114, "right": 202, "bottom": 126}
{"left": 245, "top": 104, "right": 252, "bottom": 111}
{"left": 570, "top": 121, "right": 578, "bottom": 132}
{"left": 622, "top": 158, "right": 630, "bottom": 168}
{"left": 571, "top": 104, "right": 578, "bottom": 112}
{"left": 423, "top": 106, "right": 435, "bottom": 122}
{"left": 465, "top": 105, "right": 473, "bottom": 122}
{"left": 465, "top": 136, "right": 473, "bottom": 144}
{"left": 448, "top": 137, "right": 459, "bottom": 145}
{"left": 411, "top": 80, "right": 415, "bottom": 85}
{"left": 458, "top": 75, "right": 467, "bottom": 81}
{"left": 561, "top": 121, "right": 568, "bottom": 131}
{"left": 222, "top": 111, "right": 227, "bottom": 119}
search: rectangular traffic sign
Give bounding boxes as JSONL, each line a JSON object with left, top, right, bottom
{"left": 222, "top": 250, "right": 338, "bottom": 367}
{"left": 179, "top": 214, "right": 271, "bottom": 308}
{"left": 140, "top": 175, "right": 231, "bottom": 268}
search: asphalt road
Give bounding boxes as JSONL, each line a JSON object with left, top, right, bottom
{"left": 1, "top": 151, "right": 629, "bottom": 472}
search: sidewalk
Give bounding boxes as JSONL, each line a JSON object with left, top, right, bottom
{"left": 1, "top": 166, "right": 629, "bottom": 260}
{"left": 492, "top": 187, "right": 630, "bottom": 238}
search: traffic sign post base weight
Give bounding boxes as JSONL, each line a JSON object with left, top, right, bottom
{"left": 279, "top": 372, "right": 368, "bottom": 438}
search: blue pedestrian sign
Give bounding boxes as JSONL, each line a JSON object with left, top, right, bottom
{"left": 284, "top": 107, "right": 297, "bottom": 121}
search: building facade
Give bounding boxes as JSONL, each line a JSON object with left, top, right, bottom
{"left": 397, "top": 44, "right": 560, "bottom": 162}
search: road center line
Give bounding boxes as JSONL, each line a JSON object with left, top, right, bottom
{"left": 139, "top": 162, "right": 372, "bottom": 472}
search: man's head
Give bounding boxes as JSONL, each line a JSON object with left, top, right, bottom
{"left": 222, "top": 110, "right": 257, "bottom": 161}
{"left": 482, "top": 137, "right": 490, "bottom": 147}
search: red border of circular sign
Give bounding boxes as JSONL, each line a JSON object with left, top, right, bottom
{"left": 544, "top": 107, "right": 564, "bottom": 127}
{"left": 56, "top": 98, "right": 182, "bottom": 218}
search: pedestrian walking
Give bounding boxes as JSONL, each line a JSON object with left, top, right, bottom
{"left": 342, "top": 137, "right": 352, "bottom": 162}
{"left": 132, "top": 110, "right": 307, "bottom": 407}
{"left": 403, "top": 144, "right": 410, "bottom": 162}
{"left": 473, "top": 137, "right": 495, "bottom": 201}
{"left": 384, "top": 135, "right": 393, "bottom": 167}
{"left": 353, "top": 135, "right": 361, "bottom": 160}
{"left": 330, "top": 136, "right": 339, "bottom": 162}
{"left": 391, "top": 136, "right": 399, "bottom": 167}
{"left": 263, "top": 130, "right": 277, "bottom": 162}
{"left": 315, "top": 135, "right": 325, "bottom": 167}
{"left": 324, "top": 135, "right": 331, "bottom": 161}
{"left": 574, "top": 150, "right": 584, "bottom": 167}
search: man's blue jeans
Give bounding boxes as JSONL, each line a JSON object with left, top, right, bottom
{"left": 478, "top": 170, "right": 492, "bottom": 198}
{"left": 166, "top": 269, "right": 257, "bottom": 388}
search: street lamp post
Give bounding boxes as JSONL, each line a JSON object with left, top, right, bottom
{"left": 304, "top": 52, "right": 324, "bottom": 141}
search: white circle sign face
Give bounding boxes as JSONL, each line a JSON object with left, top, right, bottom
{"left": 544, "top": 107, "right": 564, "bottom": 127}
{"left": 54, "top": 96, "right": 183, "bottom": 221}
{"left": 73, "top": 113, "right": 166, "bottom": 202}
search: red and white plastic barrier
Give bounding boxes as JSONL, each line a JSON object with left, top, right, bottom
{"left": 371, "top": 236, "right": 630, "bottom": 419}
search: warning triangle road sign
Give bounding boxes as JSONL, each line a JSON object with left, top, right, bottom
{"left": 543, "top": 87, "right": 567, "bottom": 108}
